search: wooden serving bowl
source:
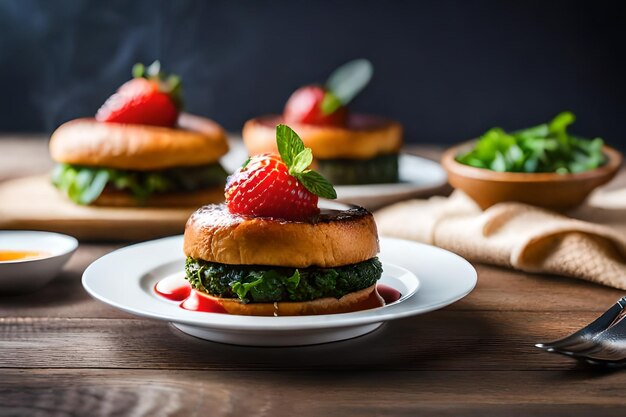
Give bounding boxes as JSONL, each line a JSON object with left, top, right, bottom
{"left": 441, "top": 142, "right": 623, "bottom": 211}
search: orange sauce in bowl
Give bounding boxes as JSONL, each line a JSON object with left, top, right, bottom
{"left": 0, "top": 250, "right": 48, "bottom": 262}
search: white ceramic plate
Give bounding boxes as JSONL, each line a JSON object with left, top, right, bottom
{"left": 222, "top": 141, "right": 447, "bottom": 210}
{"left": 0, "top": 231, "right": 78, "bottom": 293}
{"left": 82, "top": 236, "right": 476, "bottom": 346}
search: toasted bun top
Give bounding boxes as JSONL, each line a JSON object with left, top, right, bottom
{"left": 50, "top": 113, "right": 229, "bottom": 170}
{"left": 242, "top": 114, "right": 403, "bottom": 159}
{"left": 183, "top": 204, "right": 379, "bottom": 268}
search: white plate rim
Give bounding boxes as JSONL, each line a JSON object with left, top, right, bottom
{"left": 82, "top": 236, "right": 476, "bottom": 331}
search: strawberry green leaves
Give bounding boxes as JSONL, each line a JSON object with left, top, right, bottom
{"left": 320, "top": 91, "right": 344, "bottom": 115}
{"left": 132, "top": 60, "right": 183, "bottom": 110}
{"left": 276, "top": 124, "right": 337, "bottom": 199}
{"left": 323, "top": 59, "right": 373, "bottom": 115}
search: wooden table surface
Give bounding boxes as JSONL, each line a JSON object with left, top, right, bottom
{"left": 1, "top": 137, "right": 626, "bottom": 417}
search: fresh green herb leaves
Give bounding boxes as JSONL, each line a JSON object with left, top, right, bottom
{"left": 284, "top": 270, "right": 301, "bottom": 297}
{"left": 185, "top": 257, "right": 383, "bottom": 303}
{"left": 297, "top": 171, "right": 338, "bottom": 199}
{"left": 324, "top": 59, "right": 373, "bottom": 114}
{"left": 51, "top": 163, "right": 227, "bottom": 205}
{"left": 276, "top": 124, "right": 305, "bottom": 167}
{"left": 276, "top": 124, "right": 337, "bottom": 199}
{"left": 230, "top": 274, "right": 264, "bottom": 301}
{"left": 81, "top": 170, "right": 110, "bottom": 204}
{"left": 290, "top": 148, "right": 313, "bottom": 174}
{"left": 320, "top": 91, "right": 343, "bottom": 115}
{"left": 51, "top": 164, "right": 110, "bottom": 205}
{"left": 456, "top": 112, "right": 606, "bottom": 174}
{"left": 231, "top": 270, "right": 301, "bottom": 302}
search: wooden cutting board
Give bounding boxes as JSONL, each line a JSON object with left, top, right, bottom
{"left": 0, "top": 175, "right": 205, "bottom": 241}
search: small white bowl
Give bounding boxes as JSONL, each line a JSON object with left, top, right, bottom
{"left": 0, "top": 231, "right": 78, "bottom": 294}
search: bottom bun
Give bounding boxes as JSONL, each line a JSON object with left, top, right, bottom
{"left": 197, "top": 284, "right": 385, "bottom": 316}
{"left": 92, "top": 186, "right": 224, "bottom": 207}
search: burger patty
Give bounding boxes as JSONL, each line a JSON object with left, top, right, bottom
{"left": 52, "top": 162, "right": 228, "bottom": 204}
{"left": 316, "top": 153, "right": 399, "bottom": 185}
{"left": 184, "top": 257, "right": 383, "bottom": 303}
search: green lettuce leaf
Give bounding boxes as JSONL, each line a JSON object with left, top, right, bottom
{"left": 185, "top": 257, "right": 382, "bottom": 303}
{"left": 456, "top": 112, "right": 606, "bottom": 174}
{"left": 231, "top": 270, "right": 301, "bottom": 302}
{"left": 51, "top": 163, "right": 227, "bottom": 205}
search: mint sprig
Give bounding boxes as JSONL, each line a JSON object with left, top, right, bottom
{"left": 276, "top": 124, "right": 304, "bottom": 166}
{"left": 322, "top": 59, "right": 373, "bottom": 115}
{"left": 320, "top": 91, "right": 343, "bottom": 115}
{"left": 276, "top": 124, "right": 337, "bottom": 199}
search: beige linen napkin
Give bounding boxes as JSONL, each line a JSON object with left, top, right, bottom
{"left": 375, "top": 189, "right": 626, "bottom": 289}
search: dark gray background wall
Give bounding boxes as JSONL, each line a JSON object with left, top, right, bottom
{"left": 1, "top": 0, "right": 625, "bottom": 149}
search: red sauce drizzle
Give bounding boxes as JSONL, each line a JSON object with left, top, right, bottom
{"left": 180, "top": 290, "right": 228, "bottom": 314}
{"left": 376, "top": 284, "right": 402, "bottom": 304}
{"left": 154, "top": 275, "right": 227, "bottom": 313}
{"left": 154, "top": 275, "right": 192, "bottom": 301}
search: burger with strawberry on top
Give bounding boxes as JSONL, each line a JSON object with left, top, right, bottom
{"left": 49, "top": 61, "right": 229, "bottom": 206}
{"left": 183, "top": 124, "right": 384, "bottom": 316}
{"left": 242, "top": 59, "right": 403, "bottom": 185}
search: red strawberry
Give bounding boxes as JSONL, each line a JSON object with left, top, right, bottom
{"left": 283, "top": 85, "right": 348, "bottom": 127}
{"left": 226, "top": 124, "right": 337, "bottom": 221}
{"left": 225, "top": 153, "right": 319, "bottom": 220}
{"left": 95, "top": 61, "right": 181, "bottom": 127}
